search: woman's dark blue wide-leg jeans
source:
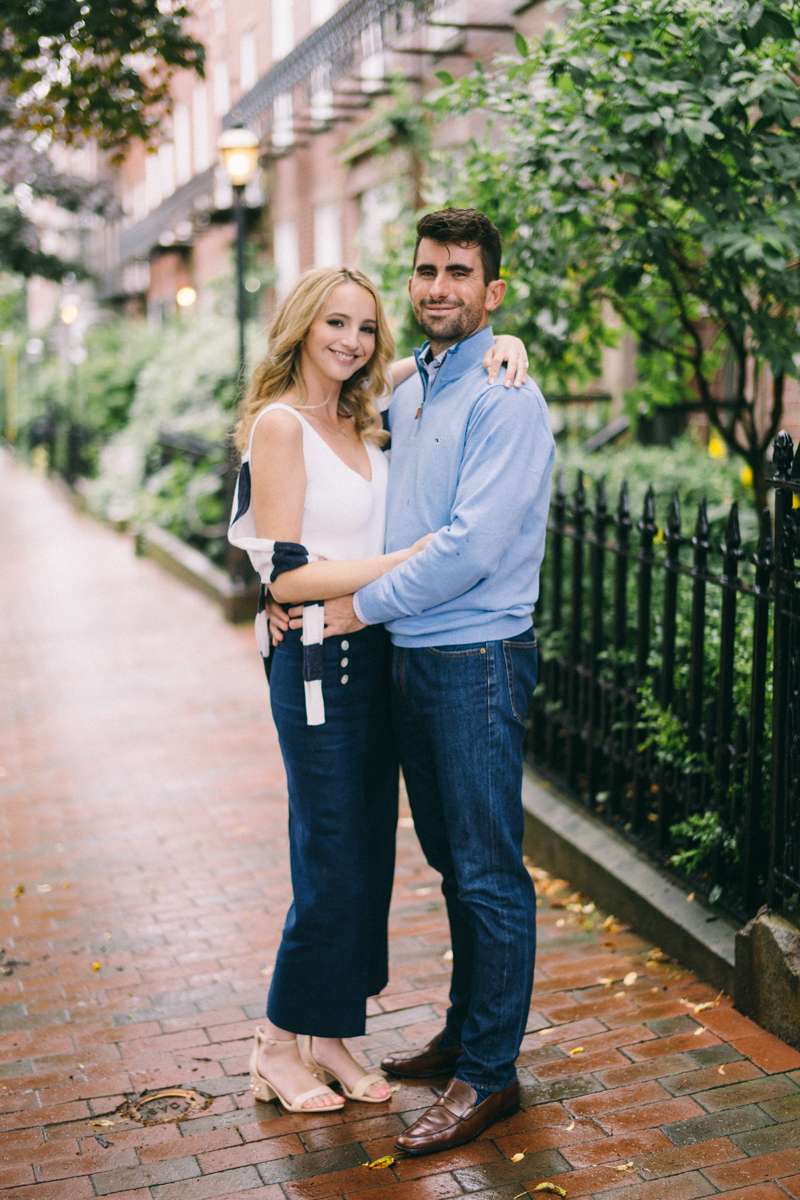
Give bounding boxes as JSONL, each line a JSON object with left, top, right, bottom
{"left": 267, "top": 623, "right": 398, "bottom": 1037}
{"left": 391, "top": 628, "right": 538, "bottom": 1092}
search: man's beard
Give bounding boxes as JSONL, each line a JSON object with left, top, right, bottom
{"left": 415, "top": 298, "right": 484, "bottom": 344}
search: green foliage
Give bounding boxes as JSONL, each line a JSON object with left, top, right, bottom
{"left": 0, "top": 190, "right": 78, "bottom": 280}
{"left": 556, "top": 434, "right": 759, "bottom": 545}
{"left": 430, "top": 0, "right": 800, "bottom": 504}
{"left": 85, "top": 313, "right": 262, "bottom": 551}
{"left": 0, "top": 0, "right": 204, "bottom": 156}
{"left": 341, "top": 74, "right": 432, "bottom": 167}
{"left": 669, "top": 811, "right": 740, "bottom": 872}
{"left": 0, "top": 270, "right": 26, "bottom": 328}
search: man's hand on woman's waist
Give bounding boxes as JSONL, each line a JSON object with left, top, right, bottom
{"left": 264, "top": 592, "right": 365, "bottom": 644}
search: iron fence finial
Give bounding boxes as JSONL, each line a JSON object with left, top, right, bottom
{"left": 773, "top": 430, "right": 794, "bottom": 477}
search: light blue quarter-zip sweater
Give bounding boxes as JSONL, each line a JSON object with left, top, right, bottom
{"left": 354, "top": 325, "right": 555, "bottom": 647}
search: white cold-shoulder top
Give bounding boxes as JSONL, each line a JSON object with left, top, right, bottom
{"left": 228, "top": 402, "right": 389, "bottom": 725}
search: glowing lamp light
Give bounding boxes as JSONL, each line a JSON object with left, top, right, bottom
{"left": 218, "top": 126, "right": 260, "bottom": 188}
{"left": 176, "top": 286, "right": 197, "bottom": 307}
{"left": 61, "top": 305, "right": 79, "bottom": 325}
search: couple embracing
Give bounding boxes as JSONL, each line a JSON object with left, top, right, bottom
{"left": 228, "top": 207, "right": 555, "bottom": 1155}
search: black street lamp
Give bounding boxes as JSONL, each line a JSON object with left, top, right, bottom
{"left": 218, "top": 126, "right": 260, "bottom": 387}
{"left": 218, "top": 125, "right": 260, "bottom": 591}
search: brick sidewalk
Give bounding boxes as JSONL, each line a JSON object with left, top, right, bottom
{"left": 1, "top": 449, "right": 800, "bottom": 1200}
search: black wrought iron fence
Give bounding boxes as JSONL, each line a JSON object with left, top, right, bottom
{"left": 526, "top": 430, "right": 800, "bottom": 922}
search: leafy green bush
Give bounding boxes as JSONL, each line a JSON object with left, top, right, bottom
{"left": 555, "top": 434, "right": 759, "bottom": 547}
{"left": 85, "top": 312, "right": 264, "bottom": 556}
{"left": 669, "top": 811, "right": 740, "bottom": 874}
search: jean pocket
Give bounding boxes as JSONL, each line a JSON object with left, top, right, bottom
{"left": 503, "top": 641, "right": 538, "bottom": 723}
{"left": 426, "top": 642, "right": 486, "bottom": 658}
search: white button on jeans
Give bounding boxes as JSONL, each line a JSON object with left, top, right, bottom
{"left": 341, "top": 640, "right": 349, "bottom": 650}
{"left": 340, "top": 657, "right": 349, "bottom": 667}
{"left": 341, "top": 674, "right": 349, "bottom": 685}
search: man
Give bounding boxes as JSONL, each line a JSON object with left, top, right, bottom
{"left": 277, "top": 209, "right": 554, "bottom": 1152}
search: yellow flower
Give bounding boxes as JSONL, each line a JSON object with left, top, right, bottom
{"left": 708, "top": 436, "right": 726, "bottom": 459}
{"left": 740, "top": 465, "right": 753, "bottom": 487}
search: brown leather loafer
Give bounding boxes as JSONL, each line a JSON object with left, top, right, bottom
{"left": 380, "top": 1029, "right": 463, "bottom": 1079}
{"left": 394, "top": 1077, "right": 520, "bottom": 1156}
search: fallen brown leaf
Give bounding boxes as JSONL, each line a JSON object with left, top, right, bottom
{"left": 533, "top": 1184, "right": 567, "bottom": 1196}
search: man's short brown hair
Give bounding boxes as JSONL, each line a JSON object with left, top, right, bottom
{"left": 413, "top": 208, "right": 502, "bottom": 285}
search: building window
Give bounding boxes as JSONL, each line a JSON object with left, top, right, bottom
{"left": 272, "top": 93, "right": 294, "bottom": 149}
{"left": 313, "top": 203, "right": 342, "bottom": 269}
{"left": 311, "top": 0, "right": 338, "bottom": 25}
{"left": 272, "top": 0, "right": 294, "bottom": 61}
{"left": 192, "top": 84, "right": 211, "bottom": 172}
{"left": 213, "top": 61, "right": 230, "bottom": 116}
{"left": 274, "top": 218, "right": 299, "bottom": 301}
{"left": 212, "top": 0, "right": 227, "bottom": 35}
{"left": 359, "top": 183, "right": 403, "bottom": 268}
{"left": 159, "top": 142, "right": 175, "bottom": 200}
{"left": 145, "top": 152, "right": 161, "bottom": 212}
{"left": 310, "top": 63, "right": 334, "bottom": 123}
{"left": 174, "top": 104, "right": 191, "bottom": 185}
{"left": 361, "top": 23, "right": 384, "bottom": 93}
{"left": 133, "top": 181, "right": 147, "bottom": 222}
{"left": 240, "top": 30, "right": 258, "bottom": 91}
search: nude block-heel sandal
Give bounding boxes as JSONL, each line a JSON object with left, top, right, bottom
{"left": 249, "top": 1027, "right": 344, "bottom": 1112}
{"left": 300, "top": 1035, "right": 391, "bottom": 1104}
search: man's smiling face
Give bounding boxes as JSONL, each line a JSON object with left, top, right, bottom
{"left": 408, "top": 238, "right": 506, "bottom": 353}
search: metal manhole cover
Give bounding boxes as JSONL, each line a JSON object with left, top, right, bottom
{"left": 115, "top": 1087, "right": 212, "bottom": 1126}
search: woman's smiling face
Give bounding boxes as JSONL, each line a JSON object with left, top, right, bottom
{"left": 302, "top": 282, "right": 377, "bottom": 384}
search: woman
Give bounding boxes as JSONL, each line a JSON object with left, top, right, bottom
{"left": 228, "top": 266, "right": 528, "bottom": 1112}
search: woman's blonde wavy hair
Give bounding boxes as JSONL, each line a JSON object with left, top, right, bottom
{"left": 234, "top": 266, "right": 394, "bottom": 454}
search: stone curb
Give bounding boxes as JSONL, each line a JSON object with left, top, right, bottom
{"left": 522, "top": 766, "right": 738, "bottom": 995}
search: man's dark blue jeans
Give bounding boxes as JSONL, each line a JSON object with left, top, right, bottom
{"left": 390, "top": 627, "right": 538, "bottom": 1093}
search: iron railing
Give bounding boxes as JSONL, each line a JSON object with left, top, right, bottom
{"left": 526, "top": 430, "right": 800, "bottom": 921}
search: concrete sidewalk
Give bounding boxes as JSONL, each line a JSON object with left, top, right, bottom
{"left": 1, "top": 449, "right": 800, "bottom": 1200}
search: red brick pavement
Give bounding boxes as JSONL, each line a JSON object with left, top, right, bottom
{"left": 1, "top": 450, "right": 800, "bottom": 1199}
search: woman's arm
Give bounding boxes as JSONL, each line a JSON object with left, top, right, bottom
{"left": 251, "top": 409, "right": 431, "bottom": 604}
{"left": 390, "top": 356, "right": 416, "bottom": 389}
{"left": 270, "top": 538, "right": 430, "bottom": 603}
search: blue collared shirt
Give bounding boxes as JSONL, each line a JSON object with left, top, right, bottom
{"left": 354, "top": 325, "right": 555, "bottom": 647}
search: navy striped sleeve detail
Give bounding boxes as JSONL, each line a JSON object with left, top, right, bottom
{"left": 302, "top": 641, "right": 324, "bottom": 681}
{"left": 232, "top": 462, "right": 251, "bottom": 525}
{"left": 269, "top": 541, "right": 309, "bottom": 582}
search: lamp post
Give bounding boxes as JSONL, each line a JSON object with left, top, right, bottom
{"left": 218, "top": 126, "right": 260, "bottom": 388}
{"left": 218, "top": 125, "right": 260, "bottom": 592}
